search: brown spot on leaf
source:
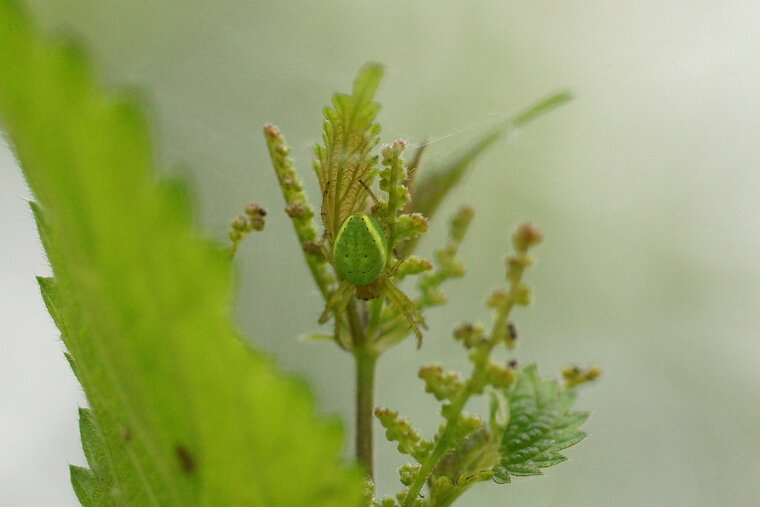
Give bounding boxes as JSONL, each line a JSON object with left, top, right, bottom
{"left": 175, "top": 445, "right": 195, "bottom": 474}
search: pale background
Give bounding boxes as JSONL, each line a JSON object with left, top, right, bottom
{"left": 2, "top": 1, "right": 760, "bottom": 505}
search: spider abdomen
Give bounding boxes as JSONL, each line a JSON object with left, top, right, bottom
{"left": 333, "top": 214, "right": 388, "bottom": 287}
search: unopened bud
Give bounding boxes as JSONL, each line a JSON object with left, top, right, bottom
{"left": 398, "top": 463, "right": 420, "bottom": 486}
{"left": 231, "top": 215, "right": 248, "bottom": 231}
{"left": 374, "top": 406, "right": 423, "bottom": 456}
{"left": 453, "top": 322, "right": 486, "bottom": 349}
{"left": 512, "top": 222, "right": 543, "bottom": 251}
{"left": 486, "top": 362, "right": 515, "bottom": 388}
{"left": 285, "top": 203, "right": 306, "bottom": 218}
{"left": 485, "top": 290, "right": 510, "bottom": 310}
{"left": 263, "top": 123, "right": 281, "bottom": 140}
{"left": 511, "top": 283, "right": 532, "bottom": 306}
{"left": 418, "top": 364, "right": 464, "bottom": 401}
{"left": 245, "top": 202, "right": 265, "bottom": 218}
{"left": 381, "top": 139, "right": 407, "bottom": 160}
{"left": 562, "top": 365, "right": 602, "bottom": 388}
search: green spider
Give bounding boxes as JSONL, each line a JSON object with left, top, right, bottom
{"left": 318, "top": 213, "right": 426, "bottom": 345}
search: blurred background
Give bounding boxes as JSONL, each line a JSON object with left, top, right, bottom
{"left": 2, "top": 1, "right": 760, "bottom": 505}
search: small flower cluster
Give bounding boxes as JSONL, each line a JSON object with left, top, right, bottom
{"left": 263, "top": 124, "right": 334, "bottom": 297}
{"left": 562, "top": 365, "right": 602, "bottom": 388}
{"left": 373, "top": 140, "right": 429, "bottom": 252}
{"left": 374, "top": 407, "right": 433, "bottom": 461}
{"left": 228, "top": 202, "right": 266, "bottom": 255}
{"left": 376, "top": 222, "right": 547, "bottom": 506}
{"left": 417, "top": 206, "right": 473, "bottom": 308}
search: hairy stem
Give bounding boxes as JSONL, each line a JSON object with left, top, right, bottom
{"left": 346, "top": 300, "right": 377, "bottom": 478}
{"left": 354, "top": 346, "right": 378, "bottom": 479}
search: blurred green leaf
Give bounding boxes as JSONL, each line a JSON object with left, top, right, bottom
{"left": 493, "top": 364, "right": 588, "bottom": 483}
{"left": 408, "top": 91, "right": 572, "bottom": 246}
{"left": 69, "top": 465, "right": 111, "bottom": 507}
{"left": 0, "top": 1, "right": 362, "bottom": 505}
{"left": 76, "top": 407, "right": 119, "bottom": 506}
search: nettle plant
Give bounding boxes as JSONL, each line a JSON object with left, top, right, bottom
{"left": 246, "top": 64, "right": 601, "bottom": 506}
{"left": 1, "top": 1, "right": 597, "bottom": 504}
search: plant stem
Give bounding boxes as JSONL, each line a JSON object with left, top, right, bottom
{"left": 400, "top": 361, "right": 491, "bottom": 507}
{"left": 354, "top": 346, "right": 378, "bottom": 478}
{"left": 401, "top": 388, "right": 470, "bottom": 506}
{"left": 346, "top": 300, "right": 377, "bottom": 478}
{"left": 402, "top": 230, "right": 533, "bottom": 505}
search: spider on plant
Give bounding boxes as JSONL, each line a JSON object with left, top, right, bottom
{"left": 318, "top": 183, "right": 426, "bottom": 346}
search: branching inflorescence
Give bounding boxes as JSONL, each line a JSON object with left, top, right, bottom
{"left": 258, "top": 63, "right": 599, "bottom": 505}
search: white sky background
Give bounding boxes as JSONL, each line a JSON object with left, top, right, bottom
{"left": 2, "top": 1, "right": 760, "bottom": 505}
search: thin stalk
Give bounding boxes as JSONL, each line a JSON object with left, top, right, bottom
{"left": 401, "top": 223, "right": 538, "bottom": 505}
{"left": 399, "top": 349, "right": 493, "bottom": 507}
{"left": 354, "top": 347, "right": 378, "bottom": 478}
{"left": 346, "top": 300, "right": 377, "bottom": 478}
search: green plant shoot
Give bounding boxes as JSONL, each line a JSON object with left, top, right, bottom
{"left": 262, "top": 64, "right": 598, "bottom": 504}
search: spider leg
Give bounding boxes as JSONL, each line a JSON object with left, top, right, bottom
{"left": 333, "top": 309, "right": 349, "bottom": 350}
{"left": 382, "top": 279, "right": 427, "bottom": 348}
{"left": 386, "top": 256, "right": 405, "bottom": 277}
{"left": 319, "top": 280, "right": 354, "bottom": 324}
{"left": 359, "top": 179, "right": 383, "bottom": 210}
{"left": 319, "top": 237, "right": 333, "bottom": 264}
{"left": 320, "top": 180, "right": 334, "bottom": 245}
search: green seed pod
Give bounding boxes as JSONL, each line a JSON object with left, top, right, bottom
{"left": 333, "top": 214, "right": 388, "bottom": 286}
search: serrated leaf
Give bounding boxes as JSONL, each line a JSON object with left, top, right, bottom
{"left": 69, "top": 465, "right": 112, "bottom": 507}
{"left": 314, "top": 62, "right": 383, "bottom": 243}
{"left": 0, "top": 1, "right": 362, "bottom": 505}
{"left": 497, "top": 364, "right": 588, "bottom": 480}
{"left": 78, "top": 408, "right": 118, "bottom": 494}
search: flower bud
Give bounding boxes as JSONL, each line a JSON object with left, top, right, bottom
{"left": 512, "top": 222, "right": 543, "bottom": 252}
{"left": 231, "top": 215, "right": 248, "bottom": 231}
{"left": 562, "top": 365, "right": 602, "bottom": 388}
{"left": 374, "top": 406, "right": 424, "bottom": 456}
{"left": 485, "top": 290, "right": 510, "bottom": 310}
{"left": 418, "top": 364, "right": 464, "bottom": 401}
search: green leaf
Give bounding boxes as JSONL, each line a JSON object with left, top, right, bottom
{"left": 495, "top": 364, "right": 589, "bottom": 482}
{"left": 78, "top": 408, "right": 120, "bottom": 501}
{"left": 0, "top": 1, "right": 362, "bottom": 505}
{"left": 314, "top": 62, "right": 383, "bottom": 243}
{"left": 70, "top": 465, "right": 113, "bottom": 507}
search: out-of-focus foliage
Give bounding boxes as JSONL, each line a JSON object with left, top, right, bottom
{"left": 0, "top": 1, "right": 362, "bottom": 505}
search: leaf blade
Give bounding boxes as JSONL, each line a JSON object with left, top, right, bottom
{"left": 314, "top": 62, "right": 383, "bottom": 242}
{"left": 496, "top": 364, "right": 589, "bottom": 481}
{"left": 0, "top": 1, "right": 363, "bottom": 505}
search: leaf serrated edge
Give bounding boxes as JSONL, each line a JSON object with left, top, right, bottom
{"left": 496, "top": 364, "right": 590, "bottom": 481}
